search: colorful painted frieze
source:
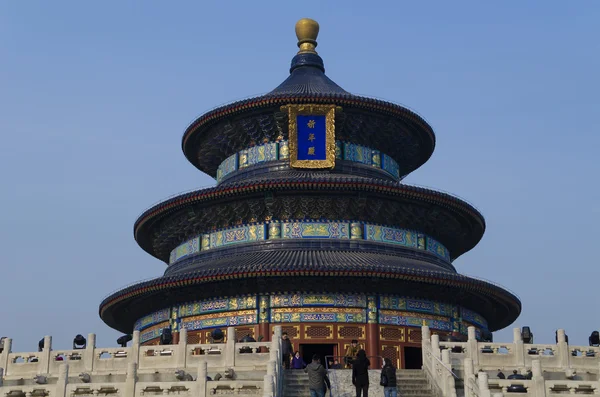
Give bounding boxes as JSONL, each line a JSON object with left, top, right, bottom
{"left": 281, "top": 221, "right": 350, "bottom": 239}
{"left": 181, "top": 310, "right": 258, "bottom": 331}
{"left": 270, "top": 293, "right": 367, "bottom": 308}
{"left": 178, "top": 296, "right": 257, "bottom": 317}
{"left": 379, "top": 310, "right": 453, "bottom": 331}
{"left": 169, "top": 222, "right": 451, "bottom": 266}
{"left": 270, "top": 308, "right": 366, "bottom": 323}
{"left": 246, "top": 142, "right": 278, "bottom": 166}
{"left": 426, "top": 237, "right": 451, "bottom": 261}
{"left": 139, "top": 322, "right": 170, "bottom": 343}
{"left": 461, "top": 307, "right": 488, "bottom": 329}
{"left": 134, "top": 308, "right": 171, "bottom": 331}
{"left": 279, "top": 141, "right": 289, "bottom": 159}
{"left": 343, "top": 142, "right": 371, "bottom": 165}
{"left": 364, "top": 224, "right": 418, "bottom": 248}
{"left": 169, "top": 237, "right": 200, "bottom": 264}
{"left": 382, "top": 154, "right": 400, "bottom": 179}
{"left": 210, "top": 224, "right": 266, "bottom": 249}
{"left": 216, "top": 153, "right": 239, "bottom": 183}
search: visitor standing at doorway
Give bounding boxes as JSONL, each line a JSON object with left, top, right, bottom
{"left": 305, "top": 354, "right": 328, "bottom": 397}
{"left": 281, "top": 332, "right": 293, "bottom": 369}
{"left": 381, "top": 358, "right": 397, "bottom": 397}
{"left": 352, "top": 349, "right": 370, "bottom": 397}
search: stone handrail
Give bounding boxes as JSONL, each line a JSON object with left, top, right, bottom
{"left": 433, "top": 327, "right": 600, "bottom": 373}
{"left": 426, "top": 327, "right": 600, "bottom": 397}
{"left": 421, "top": 326, "right": 458, "bottom": 397}
{"left": 0, "top": 326, "right": 285, "bottom": 397}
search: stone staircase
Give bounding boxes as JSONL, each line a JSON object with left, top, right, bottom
{"left": 283, "top": 368, "right": 436, "bottom": 397}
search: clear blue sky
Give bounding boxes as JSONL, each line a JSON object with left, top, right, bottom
{"left": 1, "top": 1, "right": 598, "bottom": 352}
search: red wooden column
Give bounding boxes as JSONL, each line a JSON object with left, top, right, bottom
{"left": 258, "top": 295, "right": 271, "bottom": 341}
{"left": 366, "top": 296, "right": 380, "bottom": 365}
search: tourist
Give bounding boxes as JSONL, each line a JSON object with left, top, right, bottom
{"left": 281, "top": 332, "right": 293, "bottom": 369}
{"left": 497, "top": 369, "right": 505, "bottom": 379}
{"left": 305, "top": 354, "right": 328, "bottom": 397}
{"left": 291, "top": 351, "right": 306, "bottom": 369}
{"left": 345, "top": 339, "right": 360, "bottom": 368}
{"left": 381, "top": 358, "right": 397, "bottom": 397}
{"left": 352, "top": 349, "right": 370, "bottom": 397}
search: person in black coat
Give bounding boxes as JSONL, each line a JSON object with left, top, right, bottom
{"left": 381, "top": 358, "right": 397, "bottom": 397}
{"left": 352, "top": 349, "right": 370, "bottom": 397}
{"left": 281, "top": 332, "right": 293, "bottom": 369}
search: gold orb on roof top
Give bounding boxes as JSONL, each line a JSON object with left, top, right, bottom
{"left": 295, "top": 18, "right": 319, "bottom": 54}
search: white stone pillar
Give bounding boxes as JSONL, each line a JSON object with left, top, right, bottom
{"left": 477, "top": 371, "right": 491, "bottom": 397}
{"left": 267, "top": 360, "right": 277, "bottom": 397}
{"left": 178, "top": 328, "right": 188, "bottom": 368}
{"left": 56, "top": 363, "right": 69, "bottom": 397}
{"left": 0, "top": 338, "right": 11, "bottom": 376}
{"left": 464, "top": 358, "right": 474, "bottom": 397}
{"left": 442, "top": 350, "right": 451, "bottom": 395}
{"left": 467, "top": 326, "right": 478, "bottom": 365}
{"left": 263, "top": 374, "right": 274, "bottom": 397}
{"left": 124, "top": 362, "right": 137, "bottom": 397}
{"left": 225, "top": 327, "right": 235, "bottom": 367}
{"left": 40, "top": 336, "right": 52, "bottom": 374}
{"left": 513, "top": 327, "right": 524, "bottom": 367}
{"left": 84, "top": 333, "right": 95, "bottom": 372}
{"left": 131, "top": 330, "right": 140, "bottom": 365}
{"left": 431, "top": 334, "right": 441, "bottom": 358}
{"left": 422, "top": 326, "right": 431, "bottom": 369}
{"left": 556, "top": 329, "right": 569, "bottom": 370}
{"left": 531, "top": 360, "right": 546, "bottom": 397}
{"left": 197, "top": 361, "right": 207, "bottom": 397}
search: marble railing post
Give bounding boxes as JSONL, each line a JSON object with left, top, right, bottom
{"left": 442, "top": 349, "right": 451, "bottom": 396}
{"left": 0, "top": 338, "right": 11, "bottom": 376}
{"left": 124, "top": 362, "right": 137, "bottom": 397}
{"left": 556, "top": 329, "right": 569, "bottom": 369}
{"left": 84, "top": 333, "right": 95, "bottom": 372}
{"left": 422, "top": 326, "right": 431, "bottom": 369}
{"left": 513, "top": 327, "right": 525, "bottom": 367}
{"left": 225, "top": 327, "right": 235, "bottom": 367}
{"left": 55, "top": 364, "right": 68, "bottom": 397}
{"left": 531, "top": 360, "right": 546, "bottom": 397}
{"left": 477, "top": 371, "right": 491, "bottom": 397}
{"left": 431, "top": 334, "right": 441, "bottom": 359}
{"left": 40, "top": 336, "right": 52, "bottom": 374}
{"left": 131, "top": 331, "right": 140, "bottom": 365}
{"left": 178, "top": 328, "right": 188, "bottom": 368}
{"left": 263, "top": 374, "right": 274, "bottom": 397}
{"left": 197, "top": 361, "right": 207, "bottom": 397}
{"left": 267, "top": 360, "right": 277, "bottom": 397}
{"left": 464, "top": 358, "right": 474, "bottom": 397}
{"left": 467, "top": 327, "right": 478, "bottom": 366}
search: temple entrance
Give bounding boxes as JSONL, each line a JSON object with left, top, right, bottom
{"left": 404, "top": 347, "right": 422, "bottom": 369}
{"left": 300, "top": 344, "right": 336, "bottom": 367}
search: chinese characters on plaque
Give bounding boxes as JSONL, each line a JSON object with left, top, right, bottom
{"left": 296, "top": 115, "right": 326, "bottom": 160}
{"left": 285, "top": 104, "right": 337, "bottom": 169}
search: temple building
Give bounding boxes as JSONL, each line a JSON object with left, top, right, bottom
{"left": 99, "top": 18, "right": 521, "bottom": 369}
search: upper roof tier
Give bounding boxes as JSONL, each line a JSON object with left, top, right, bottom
{"left": 182, "top": 19, "right": 436, "bottom": 180}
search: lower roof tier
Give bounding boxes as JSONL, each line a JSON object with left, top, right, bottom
{"left": 134, "top": 176, "right": 485, "bottom": 263}
{"left": 99, "top": 250, "right": 521, "bottom": 334}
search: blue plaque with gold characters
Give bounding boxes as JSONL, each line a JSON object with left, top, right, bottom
{"left": 282, "top": 104, "right": 337, "bottom": 169}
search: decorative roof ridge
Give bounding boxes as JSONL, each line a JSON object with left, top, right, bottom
{"left": 181, "top": 93, "right": 436, "bottom": 151}
{"left": 133, "top": 178, "right": 486, "bottom": 240}
{"left": 99, "top": 263, "right": 521, "bottom": 318}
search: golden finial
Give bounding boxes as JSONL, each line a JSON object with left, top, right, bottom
{"left": 295, "top": 18, "right": 319, "bottom": 54}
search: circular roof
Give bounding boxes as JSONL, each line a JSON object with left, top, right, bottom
{"left": 181, "top": 21, "right": 435, "bottom": 179}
